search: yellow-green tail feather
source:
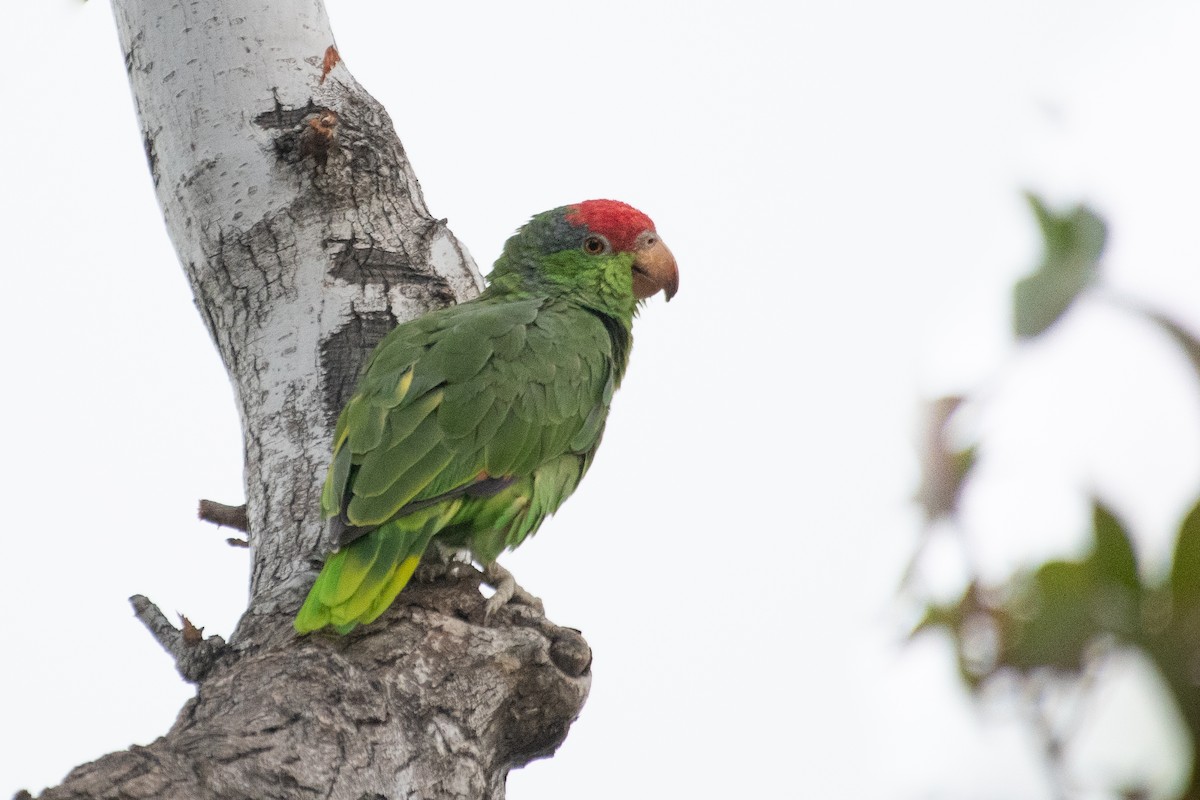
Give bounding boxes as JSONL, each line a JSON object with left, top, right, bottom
{"left": 294, "top": 504, "right": 457, "bottom": 634}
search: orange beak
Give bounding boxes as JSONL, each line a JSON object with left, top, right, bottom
{"left": 632, "top": 235, "right": 680, "bottom": 302}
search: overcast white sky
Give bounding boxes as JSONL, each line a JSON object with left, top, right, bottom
{"left": 5, "top": 1, "right": 1200, "bottom": 798}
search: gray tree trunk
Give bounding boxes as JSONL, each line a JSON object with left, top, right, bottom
{"left": 27, "top": 2, "right": 591, "bottom": 797}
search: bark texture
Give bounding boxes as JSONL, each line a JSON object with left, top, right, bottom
{"left": 25, "top": 2, "right": 592, "bottom": 797}
{"left": 114, "top": 0, "right": 482, "bottom": 608}
{"left": 39, "top": 578, "right": 591, "bottom": 800}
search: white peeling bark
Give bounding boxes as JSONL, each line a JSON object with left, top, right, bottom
{"left": 114, "top": 0, "right": 483, "bottom": 613}
{"left": 21, "top": 2, "right": 591, "bottom": 798}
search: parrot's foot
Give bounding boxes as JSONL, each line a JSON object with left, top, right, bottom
{"left": 412, "top": 542, "right": 473, "bottom": 584}
{"left": 482, "top": 561, "right": 544, "bottom": 622}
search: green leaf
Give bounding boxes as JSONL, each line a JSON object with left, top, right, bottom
{"left": 1003, "top": 561, "right": 1096, "bottom": 671}
{"left": 1012, "top": 193, "right": 1107, "bottom": 339}
{"left": 910, "top": 601, "right": 964, "bottom": 640}
{"left": 1135, "top": 309, "right": 1200, "bottom": 392}
{"left": 1170, "top": 496, "right": 1200, "bottom": 611}
{"left": 1091, "top": 500, "right": 1140, "bottom": 593}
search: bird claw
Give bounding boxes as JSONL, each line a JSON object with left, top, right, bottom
{"left": 414, "top": 543, "right": 470, "bottom": 583}
{"left": 481, "top": 561, "right": 544, "bottom": 622}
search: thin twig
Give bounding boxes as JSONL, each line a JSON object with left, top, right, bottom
{"left": 198, "top": 499, "right": 249, "bottom": 533}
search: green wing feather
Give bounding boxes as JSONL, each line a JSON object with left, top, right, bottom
{"left": 296, "top": 297, "right": 620, "bottom": 633}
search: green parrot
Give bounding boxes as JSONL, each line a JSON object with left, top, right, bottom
{"left": 295, "top": 199, "right": 678, "bottom": 633}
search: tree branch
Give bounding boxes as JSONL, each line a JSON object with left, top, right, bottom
{"left": 129, "top": 595, "right": 229, "bottom": 684}
{"left": 38, "top": 580, "right": 589, "bottom": 800}
{"left": 197, "top": 499, "right": 249, "bottom": 533}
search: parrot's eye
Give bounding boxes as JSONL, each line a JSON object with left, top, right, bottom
{"left": 582, "top": 235, "right": 609, "bottom": 255}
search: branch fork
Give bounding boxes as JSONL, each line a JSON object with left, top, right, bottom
{"left": 130, "top": 594, "right": 228, "bottom": 684}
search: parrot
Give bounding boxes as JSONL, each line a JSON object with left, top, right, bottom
{"left": 294, "top": 199, "right": 679, "bottom": 634}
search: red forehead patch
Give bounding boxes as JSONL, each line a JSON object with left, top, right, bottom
{"left": 565, "top": 199, "right": 656, "bottom": 252}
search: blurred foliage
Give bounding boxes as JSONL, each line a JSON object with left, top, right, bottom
{"left": 1012, "top": 194, "right": 1106, "bottom": 339}
{"left": 912, "top": 195, "right": 1200, "bottom": 800}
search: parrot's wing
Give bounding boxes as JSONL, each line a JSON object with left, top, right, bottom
{"left": 325, "top": 298, "right": 616, "bottom": 532}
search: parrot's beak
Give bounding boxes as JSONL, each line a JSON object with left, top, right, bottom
{"left": 632, "top": 235, "right": 679, "bottom": 302}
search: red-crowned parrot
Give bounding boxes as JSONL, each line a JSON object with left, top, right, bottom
{"left": 295, "top": 200, "right": 678, "bottom": 633}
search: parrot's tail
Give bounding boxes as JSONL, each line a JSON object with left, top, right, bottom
{"left": 294, "top": 506, "right": 450, "bottom": 634}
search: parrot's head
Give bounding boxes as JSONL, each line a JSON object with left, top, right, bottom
{"left": 487, "top": 199, "right": 679, "bottom": 315}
